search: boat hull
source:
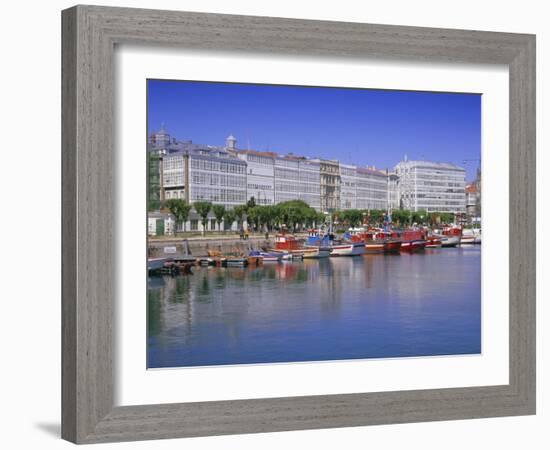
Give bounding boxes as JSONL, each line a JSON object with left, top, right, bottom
{"left": 302, "top": 246, "right": 331, "bottom": 258}
{"left": 223, "top": 258, "right": 248, "bottom": 267}
{"left": 460, "top": 236, "right": 476, "bottom": 245}
{"left": 425, "top": 237, "right": 442, "bottom": 248}
{"left": 330, "top": 242, "right": 366, "bottom": 256}
{"left": 384, "top": 240, "right": 402, "bottom": 253}
{"left": 440, "top": 235, "right": 461, "bottom": 247}
{"left": 400, "top": 240, "right": 427, "bottom": 252}
{"left": 364, "top": 241, "right": 385, "bottom": 254}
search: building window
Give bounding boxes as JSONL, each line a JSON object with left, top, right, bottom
{"left": 190, "top": 220, "right": 198, "bottom": 231}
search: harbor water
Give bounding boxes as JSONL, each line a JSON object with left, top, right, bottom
{"left": 147, "top": 246, "right": 481, "bottom": 368}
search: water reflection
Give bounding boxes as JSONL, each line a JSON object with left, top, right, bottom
{"left": 148, "top": 247, "right": 481, "bottom": 368}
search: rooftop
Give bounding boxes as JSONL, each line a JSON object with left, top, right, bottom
{"left": 236, "top": 149, "right": 278, "bottom": 158}
{"left": 395, "top": 160, "right": 465, "bottom": 171}
{"left": 356, "top": 166, "right": 387, "bottom": 177}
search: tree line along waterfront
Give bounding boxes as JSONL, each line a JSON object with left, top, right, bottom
{"left": 150, "top": 196, "right": 460, "bottom": 238}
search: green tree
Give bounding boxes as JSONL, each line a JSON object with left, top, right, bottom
{"left": 315, "top": 212, "right": 326, "bottom": 229}
{"left": 439, "top": 212, "right": 455, "bottom": 224}
{"left": 234, "top": 204, "right": 248, "bottom": 229}
{"left": 194, "top": 201, "right": 212, "bottom": 235}
{"left": 212, "top": 204, "right": 226, "bottom": 231}
{"left": 247, "top": 206, "right": 260, "bottom": 231}
{"left": 247, "top": 196, "right": 257, "bottom": 209}
{"left": 259, "top": 205, "right": 278, "bottom": 231}
{"left": 272, "top": 204, "right": 283, "bottom": 229}
{"left": 428, "top": 212, "right": 440, "bottom": 225}
{"left": 392, "top": 209, "right": 411, "bottom": 226}
{"left": 412, "top": 209, "right": 428, "bottom": 225}
{"left": 164, "top": 199, "right": 192, "bottom": 233}
{"left": 342, "top": 209, "right": 363, "bottom": 227}
{"left": 367, "top": 209, "right": 385, "bottom": 225}
{"left": 223, "top": 209, "right": 236, "bottom": 232}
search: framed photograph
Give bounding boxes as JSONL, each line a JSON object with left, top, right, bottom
{"left": 62, "top": 5, "right": 536, "bottom": 444}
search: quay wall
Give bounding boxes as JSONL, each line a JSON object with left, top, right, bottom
{"left": 148, "top": 235, "right": 277, "bottom": 258}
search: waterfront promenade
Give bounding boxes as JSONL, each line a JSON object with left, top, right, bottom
{"left": 148, "top": 233, "right": 295, "bottom": 258}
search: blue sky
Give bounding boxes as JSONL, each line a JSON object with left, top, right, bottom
{"left": 147, "top": 79, "right": 481, "bottom": 181}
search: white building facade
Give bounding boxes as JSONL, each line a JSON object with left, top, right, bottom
{"left": 394, "top": 160, "right": 466, "bottom": 212}
{"left": 299, "top": 159, "right": 321, "bottom": 210}
{"left": 273, "top": 156, "right": 321, "bottom": 209}
{"left": 149, "top": 129, "right": 470, "bottom": 222}
{"left": 237, "top": 150, "right": 276, "bottom": 205}
{"left": 355, "top": 167, "right": 388, "bottom": 210}
{"left": 340, "top": 163, "right": 357, "bottom": 210}
{"left": 162, "top": 153, "right": 186, "bottom": 200}
{"left": 188, "top": 148, "right": 247, "bottom": 208}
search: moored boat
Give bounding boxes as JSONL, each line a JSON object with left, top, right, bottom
{"left": 399, "top": 229, "right": 427, "bottom": 252}
{"left": 438, "top": 235, "right": 460, "bottom": 247}
{"left": 303, "top": 235, "right": 332, "bottom": 258}
{"left": 224, "top": 257, "right": 248, "bottom": 267}
{"left": 301, "top": 246, "right": 330, "bottom": 259}
{"left": 330, "top": 240, "right": 366, "bottom": 256}
{"left": 273, "top": 233, "right": 308, "bottom": 258}
{"left": 384, "top": 239, "right": 402, "bottom": 253}
{"left": 425, "top": 235, "right": 442, "bottom": 248}
{"left": 460, "top": 235, "right": 476, "bottom": 245}
{"left": 249, "top": 250, "right": 281, "bottom": 262}
{"left": 198, "top": 257, "right": 215, "bottom": 266}
{"left": 348, "top": 228, "right": 402, "bottom": 254}
{"left": 460, "top": 228, "right": 480, "bottom": 245}
{"left": 439, "top": 226, "right": 462, "bottom": 247}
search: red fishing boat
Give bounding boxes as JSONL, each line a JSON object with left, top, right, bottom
{"left": 383, "top": 234, "right": 403, "bottom": 253}
{"left": 349, "top": 228, "right": 402, "bottom": 254}
{"left": 399, "top": 229, "right": 427, "bottom": 252}
{"left": 273, "top": 233, "right": 330, "bottom": 258}
{"left": 425, "top": 235, "right": 442, "bottom": 248}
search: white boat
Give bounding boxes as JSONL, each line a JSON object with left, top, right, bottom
{"left": 461, "top": 229, "right": 481, "bottom": 245}
{"left": 250, "top": 251, "right": 281, "bottom": 262}
{"left": 439, "top": 235, "right": 461, "bottom": 247}
{"left": 302, "top": 246, "right": 331, "bottom": 259}
{"left": 330, "top": 241, "right": 366, "bottom": 256}
{"left": 278, "top": 252, "right": 295, "bottom": 261}
{"left": 261, "top": 254, "right": 281, "bottom": 263}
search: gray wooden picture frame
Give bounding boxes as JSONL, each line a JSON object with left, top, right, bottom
{"left": 61, "top": 5, "right": 536, "bottom": 444}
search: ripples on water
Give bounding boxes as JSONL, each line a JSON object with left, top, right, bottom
{"left": 147, "top": 247, "right": 481, "bottom": 368}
